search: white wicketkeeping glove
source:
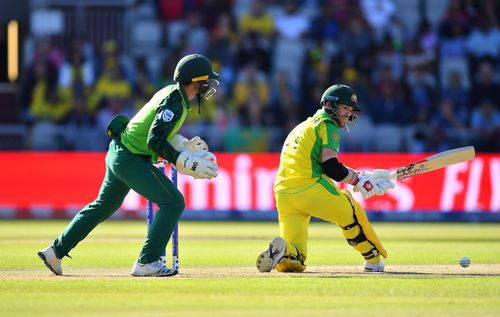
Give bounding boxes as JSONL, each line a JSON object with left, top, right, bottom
{"left": 169, "top": 134, "right": 189, "bottom": 152}
{"left": 185, "top": 136, "right": 208, "bottom": 153}
{"left": 175, "top": 150, "right": 218, "bottom": 179}
{"left": 170, "top": 134, "right": 209, "bottom": 154}
{"left": 353, "top": 169, "right": 395, "bottom": 199}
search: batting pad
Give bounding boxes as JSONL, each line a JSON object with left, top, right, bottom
{"left": 342, "top": 190, "right": 387, "bottom": 258}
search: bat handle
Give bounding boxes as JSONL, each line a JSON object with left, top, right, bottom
{"left": 389, "top": 170, "right": 398, "bottom": 180}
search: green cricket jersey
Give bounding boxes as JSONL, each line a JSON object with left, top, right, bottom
{"left": 120, "top": 83, "right": 191, "bottom": 163}
{"left": 274, "top": 109, "right": 341, "bottom": 192}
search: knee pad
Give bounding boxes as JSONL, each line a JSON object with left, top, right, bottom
{"left": 275, "top": 256, "right": 306, "bottom": 273}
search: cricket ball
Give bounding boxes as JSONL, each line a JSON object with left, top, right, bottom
{"left": 459, "top": 256, "right": 470, "bottom": 268}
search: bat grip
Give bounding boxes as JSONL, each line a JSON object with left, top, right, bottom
{"left": 389, "top": 170, "right": 398, "bottom": 180}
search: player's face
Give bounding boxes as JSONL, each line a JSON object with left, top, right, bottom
{"left": 336, "top": 104, "right": 354, "bottom": 128}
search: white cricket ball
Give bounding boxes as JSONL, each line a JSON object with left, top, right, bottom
{"left": 459, "top": 256, "right": 470, "bottom": 268}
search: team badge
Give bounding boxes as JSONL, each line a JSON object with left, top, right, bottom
{"left": 162, "top": 109, "right": 175, "bottom": 122}
{"left": 351, "top": 94, "right": 357, "bottom": 103}
{"left": 331, "top": 132, "right": 339, "bottom": 143}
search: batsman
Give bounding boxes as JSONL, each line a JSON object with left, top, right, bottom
{"left": 38, "top": 54, "right": 219, "bottom": 277}
{"left": 256, "top": 84, "right": 395, "bottom": 273}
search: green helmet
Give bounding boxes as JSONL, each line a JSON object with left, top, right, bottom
{"left": 320, "top": 84, "right": 361, "bottom": 112}
{"left": 173, "top": 54, "right": 219, "bottom": 84}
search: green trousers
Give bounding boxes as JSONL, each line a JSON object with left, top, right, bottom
{"left": 53, "top": 140, "right": 184, "bottom": 264}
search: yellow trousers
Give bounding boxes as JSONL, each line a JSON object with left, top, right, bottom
{"left": 275, "top": 176, "right": 386, "bottom": 266}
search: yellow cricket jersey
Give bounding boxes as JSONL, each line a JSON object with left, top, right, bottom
{"left": 274, "top": 109, "right": 341, "bottom": 193}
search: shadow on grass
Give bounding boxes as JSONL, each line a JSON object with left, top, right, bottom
{"left": 292, "top": 271, "right": 500, "bottom": 278}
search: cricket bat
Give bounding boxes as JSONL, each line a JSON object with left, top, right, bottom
{"left": 390, "top": 146, "right": 476, "bottom": 181}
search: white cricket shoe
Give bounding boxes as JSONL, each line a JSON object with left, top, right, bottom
{"left": 364, "top": 260, "right": 385, "bottom": 272}
{"left": 256, "top": 237, "right": 287, "bottom": 272}
{"left": 131, "top": 260, "right": 178, "bottom": 277}
{"left": 37, "top": 246, "right": 62, "bottom": 276}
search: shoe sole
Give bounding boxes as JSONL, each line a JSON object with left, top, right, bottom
{"left": 131, "top": 269, "right": 178, "bottom": 277}
{"left": 256, "top": 237, "right": 286, "bottom": 272}
{"left": 37, "top": 251, "right": 62, "bottom": 276}
{"left": 364, "top": 266, "right": 384, "bottom": 273}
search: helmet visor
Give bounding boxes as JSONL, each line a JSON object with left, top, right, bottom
{"left": 199, "top": 78, "right": 219, "bottom": 99}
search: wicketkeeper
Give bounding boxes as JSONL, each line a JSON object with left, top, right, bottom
{"left": 38, "top": 54, "right": 219, "bottom": 277}
{"left": 256, "top": 84, "right": 395, "bottom": 273}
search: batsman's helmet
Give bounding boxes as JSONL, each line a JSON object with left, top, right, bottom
{"left": 320, "top": 84, "right": 361, "bottom": 112}
{"left": 173, "top": 54, "right": 219, "bottom": 84}
{"left": 321, "top": 84, "right": 361, "bottom": 129}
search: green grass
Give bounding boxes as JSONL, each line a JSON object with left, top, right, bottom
{"left": 1, "top": 220, "right": 499, "bottom": 317}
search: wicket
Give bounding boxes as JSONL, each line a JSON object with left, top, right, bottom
{"left": 146, "top": 161, "right": 179, "bottom": 272}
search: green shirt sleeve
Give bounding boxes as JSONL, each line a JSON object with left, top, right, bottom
{"left": 147, "top": 93, "right": 184, "bottom": 163}
{"left": 319, "top": 121, "right": 340, "bottom": 152}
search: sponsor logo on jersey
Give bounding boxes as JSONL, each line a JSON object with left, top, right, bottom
{"left": 162, "top": 109, "right": 175, "bottom": 122}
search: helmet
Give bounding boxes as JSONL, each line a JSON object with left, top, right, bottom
{"left": 320, "top": 84, "right": 361, "bottom": 111}
{"left": 173, "top": 54, "right": 219, "bottom": 84}
{"left": 320, "top": 84, "right": 360, "bottom": 130}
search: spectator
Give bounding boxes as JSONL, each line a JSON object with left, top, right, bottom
{"left": 271, "top": 71, "right": 301, "bottom": 133}
{"left": 360, "top": 0, "right": 396, "bottom": 41}
{"left": 441, "top": 71, "right": 470, "bottom": 117}
{"left": 236, "top": 32, "right": 272, "bottom": 74}
{"left": 338, "top": 17, "right": 373, "bottom": 66}
{"left": 273, "top": 0, "right": 310, "bottom": 91}
{"left": 88, "top": 59, "right": 132, "bottom": 114}
{"left": 157, "top": 0, "right": 184, "bottom": 22}
{"left": 233, "top": 62, "right": 270, "bottom": 118}
{"left": 369, "top": 67, "right": 409, "bottom": 125}
{"left": 94, "top": 40, "right": 131, "bottom": 81}
{"left": 239, "top": 0, "right": 274, "bottom": 39}
{"left": 429, "top": 99, "right": 468, "bottom": 150}
{"left": 416, "top": 19, "right": 439, "bottom": 53}
{"left": 58, "top": 39, "right": 95, "bottom": 98}
{"left": 223, "top": 90, "right": 270, "bottom": 152}
{"left": 14, "top": 0, "right": 498, "bottom": 153}
{"left": 406, "top": 66, "right": 437, "bottom": 122}
{"left": 470, "top": 61, "right": 500, "bottom": 110}
{"left": 438, "top": 0, "right": 471, "bottom": 89}
{"left": 132, "top": 58, "right": 156, "bottom": 112}
{"left": 375, "top": 34, "right": 404, "bottom": 80}
{"left": 21, "top": 38, "right": 60, "bottom": 118}
{"left": 470, "top": 100, "right": 500, "bottom": 151}
{"left": 28, "top": 60, "right": 72, "bottom": 151}
{"left": 29, "top": 60, "right": 72, "bottom": 123}
{"left": 64, "top": 96, "right": 104, "bottom": 151}
{"left": 465, "top": 16, "right": 500, "bottom": 71}
{"left": 309, "top": 3, "right": 339, "bottom": 40}
{"left": 180, "top": 11, "right": 210, "bottom": 55}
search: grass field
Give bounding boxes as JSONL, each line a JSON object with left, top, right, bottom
{"left": 1, "top": 220, "right": 499, "bottom": 317}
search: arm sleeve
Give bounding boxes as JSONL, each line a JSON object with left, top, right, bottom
{"left": 147, "top": 94, "right": 184, "bottom": 163}
{"left": 321, "top": 157, "right": 349, "bottom": 181}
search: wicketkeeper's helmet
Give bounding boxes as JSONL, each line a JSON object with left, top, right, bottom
{"left": 173, "top": 54, "right": 219, "bottom": 99}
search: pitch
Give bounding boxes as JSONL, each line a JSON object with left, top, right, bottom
{"left": 1, "top": 220, "right": 499, "bottom": 317}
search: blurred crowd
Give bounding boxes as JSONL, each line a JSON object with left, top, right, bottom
{"left": 20, "top": 0, "right": 500, "bottom": 152}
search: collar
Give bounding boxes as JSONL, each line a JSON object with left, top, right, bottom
{"left": 317, "top": 108, "right": 340, "bottom": 127}
{"left": 177, "top": 82, "right": 192, "bottom": 110}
